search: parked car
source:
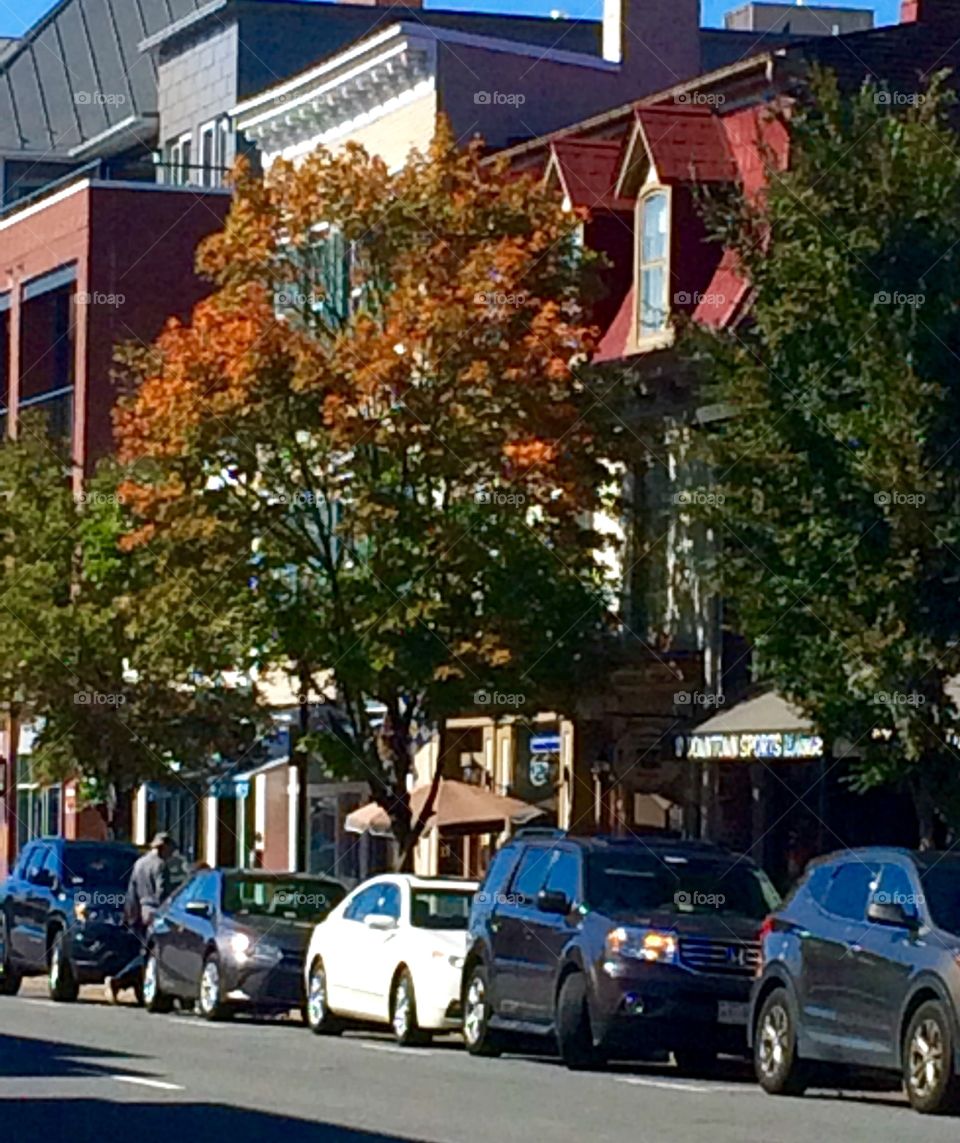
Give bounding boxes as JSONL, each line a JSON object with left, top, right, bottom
{"left": 304, "top": 873, "right": 478, "bottom": 1045}
{"left": 461, "top": 832, "right": 780, "bottom": 1071}
{"left": 751, "top": 847, "right": 960, "bottom": 1115}
{"left": 0, "top": 837, "right": 141, "bottom": 1001}
{"left": 144, "top": 868, "right": 346, "bottom": 1021}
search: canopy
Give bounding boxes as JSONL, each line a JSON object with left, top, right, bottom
{"left": 344, "top": 779, "right": 544, "bottom": 838}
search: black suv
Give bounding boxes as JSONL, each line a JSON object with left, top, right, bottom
{"left": 0, "top": 837, "right": 141, "bottom": 1001}
{"left": 751, "top": 847, "right": 960, "bottom": 1115}
{"left": 461, "top": 832, "right": 780, "bottom": 1071}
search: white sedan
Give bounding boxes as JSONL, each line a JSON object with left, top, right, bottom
{"left": 304, "top": 873, "right": 477, "bottom": 1045}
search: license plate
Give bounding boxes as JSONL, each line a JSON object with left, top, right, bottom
{"left": 718, "top": 1001, "right": 749, "bottom": 1025}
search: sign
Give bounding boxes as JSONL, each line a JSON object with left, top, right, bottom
{"left": 210, "top": 778, "right": 250, "bottom": 799}
{"left": 530, "top": 734, "right": 561, "bottom": 755}
{"left": 688, "top": 732, "right": 824, "bottom": 761}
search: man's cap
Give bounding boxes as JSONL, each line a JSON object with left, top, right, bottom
{"left": 149, "top": 832, "right": 174, "bottom": 848}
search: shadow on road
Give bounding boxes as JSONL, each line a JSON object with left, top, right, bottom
{"left": 0, "top": 1030, "right": 146, "bottom": 1078}
{"left": 0, "top": 1099, "right": 430, "bottom": 1142}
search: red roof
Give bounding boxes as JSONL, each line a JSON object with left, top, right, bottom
{"left": 635, "top": 105, "right": 737, "bottom": 185}
{"left": 549, "top": 139, "right": 633, "bottom": 212}
{"left": 692, "top": 248, "right": 751, "bottom": 329}
{"left": 594, "top": 285, "right": 635, "bottom": 363}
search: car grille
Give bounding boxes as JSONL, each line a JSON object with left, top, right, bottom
{"left": 678, "top": 937, "right": 760, "bottom": 976}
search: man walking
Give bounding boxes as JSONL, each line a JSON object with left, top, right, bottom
{"left": 106, "top": 832, "right": 177, "bottom": 1002}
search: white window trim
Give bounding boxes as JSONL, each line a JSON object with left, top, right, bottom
{"left": 634, "top": 183, "right": 673, "bottom": 352}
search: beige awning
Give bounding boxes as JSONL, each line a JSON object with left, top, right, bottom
{"left": 692, "top": 691, "right": 815, "bottom": 736}
{"left": 344, "top": 779, "right": 544, "bottom": 838}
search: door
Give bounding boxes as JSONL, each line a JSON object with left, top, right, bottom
{"left": 802, "top": 860, "right": 879, "bottom": 1063}
{"left": 326, "top": 883, "right": 389, "bottom": 1016}
{"left": 16, "top": 844, "right": 57, "bottom": 971}
{"left": 6, "top": 844, "right": 38, "bottom": 966}
{"left": 162, "top": 873, "right": 219, "bottom": 995}
{"left": 845, "top": 862, "right": 920, "bottom": 1066}
{"left": 336, "top": 881, "right": 402, "bottom": 1019}
{"left": 492, "top": 846, "right": 553, "bottom": 1019}
{"left": 520, "top": 848, "right": 581, "bottom": 1023}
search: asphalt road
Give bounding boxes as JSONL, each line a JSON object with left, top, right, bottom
{"left": 1, "top": 980, "right": 958, "bottom": 1143}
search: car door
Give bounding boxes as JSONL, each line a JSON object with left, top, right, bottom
{"left": 162, "top": 873, "right": 216, "bottom": 994}
{"left": 492, "top": 845, "right": 553, "bottom": 1020}
{"left": 341, "top": 881, "right": 403, "bottom": 1019}
{"left": 6, "top": 843, "right": 39, "bottom": 966}
{"left": 519, "top": 847, "right": 581, "bottom": 1023}
{"left": 846, "top": 862, "right": 921, "bottom": 1067}
{"left": 16, "top": 844, "right": 57, "bottom": 971}
{"left": 802, "top": 859, "right": 879, "bottom": 1063}
{"left": 176, "top": 871, "right": 221, "bottom": 996}
{"left": 326, "top": 883, "right": 386, "bottom": 1016}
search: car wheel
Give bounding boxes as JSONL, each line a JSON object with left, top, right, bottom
{"left": 198, "top": 955, "right": 232, "bottom": 1022}
{"left": 903, "top": 1000, "right": 960, "bottom": 1114}
{"left": 755, "top": 987, "right": 807, "bottom": 1095}
{"left": 462, "top": 962, "right": 502, "bottom": 1057}
{"left": 0, "top": 915, "right": 21, "bottom": 997}
{"left": 556, "top": 971, "right": 606, "bottom": 1071}
{"left": 306, "top": 959, "right": 343, "bottom": 1036}
{"left": 143, "top": 950, "right": 173, "bottom": 1014}
{"left": 391, "top": 969, "right": 430, "bottom": 1047}
{"left": 673, "top": 1047, "right": 719, "bottom": 1077}
{"left": 48, "top": 930, "right": 79, "bottom": 1003}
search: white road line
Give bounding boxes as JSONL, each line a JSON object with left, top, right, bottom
{"left": 614, "top": 1077, "right": 709, "bottom": 1093}
{"left": 360, "top": 1042, "right": 435, "bottom": 1057}
{"left": 111, "top": 1075, "right": 185, "bottom": 1091}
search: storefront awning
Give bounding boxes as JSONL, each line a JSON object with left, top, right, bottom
{"left": 344, "top": 779, "right": 544, "bottom": 838}
{"left": 686, "top": 691, "right": 824, "bottom": 761}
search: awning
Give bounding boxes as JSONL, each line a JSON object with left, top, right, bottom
{"left": 344, "top": 779, "right": 544, "bottom": 838}
{"left": 687, "top": 691, "right": 824, "bottom": 761}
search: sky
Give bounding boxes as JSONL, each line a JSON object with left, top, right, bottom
{"left": 0, "top": 0, "right": 897, "bottom": 39}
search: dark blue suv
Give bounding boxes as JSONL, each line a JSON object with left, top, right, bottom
{"left": 751, "top": 847, "right": 960, "bottom": 1115}
{"left": 461, "top": 832, "right": 780, "bottom": 1071}
{"left": 0, "top": 838, "right": 141, "bottom": 1001}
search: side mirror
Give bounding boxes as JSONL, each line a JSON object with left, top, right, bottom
{"left": 537, "top": 889, "right": 571, "bottom": 916}
{"left": 32, "top": 869, "right": 57, "bottom": 889}
{"left": 867, "top": 899, "right": 918, "bottom": 929}
{"left": 185, "top": 900, "right": 213, "bottom": 919}
{"left": 363, "top": 913, "right": 398, "bottom": 931}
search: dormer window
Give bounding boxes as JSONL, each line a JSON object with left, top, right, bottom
{"left": 638, "top": 189, "right": 669, "bottom": 337}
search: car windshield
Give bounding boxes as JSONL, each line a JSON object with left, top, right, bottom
{"left": 62, "top": 846, "right": 139, "bottom": 887}
{"left": 585, "top": 853, "right": 780, "bottom": 920}
{"left": 222, "top": 875, "right": 345, "bottom": 922}
{"left": 411, "top": 889, "right": 474, "bottom": 930}
{"left": 920, "top": 863, "right": 960, "bottom": 935}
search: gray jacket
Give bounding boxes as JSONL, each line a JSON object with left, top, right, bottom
{"left": 125, "top": 850, "right": 173, "bottom": 927}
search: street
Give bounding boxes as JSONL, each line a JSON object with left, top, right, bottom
{"left": 0, "top": 982, "right": 955, "bottom": 1143}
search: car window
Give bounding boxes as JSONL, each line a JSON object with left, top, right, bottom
{"left": 14, "top": 844, "right": 36, "bottom": 879}
{"left": 479, "top": 846, "right": 520, "bottom": 901}
{"left": 510, "top": 847, "right": 553, "bottom": 904}
{"left": 803, "top": 865, "right": 834, "bottom": 908}
{"left": 61, "top": 845, "right": 139, "bottom": 887}
{"left": 191, "top": 872, "right": 220, "bottom": 906}
{"left": 411, "top": 889, "right": 474, "bottom": 930}
{"left": 375, "top": 883, "right": 401, "bottom": 920}
{"left": 823, "top": 862, "right": 878, "bottom": 921}
{"left": 920, "top": 860, "right": 960, "bottom": 935}
{"left": 873, "top": 864, "right": 920, "bottom": 918}
{"left": 344, "top": 884, "right": 385, "bottom": 923}
{"left": 543, "top": 850, "right": 580, "bottom": 903}
{"left": 26, "top": 845, "right": 53, "bottom": 884}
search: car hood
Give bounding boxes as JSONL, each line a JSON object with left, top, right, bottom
{"left": 229, "top": 914, "right": 315, "bottom": 954}
{"left": 605, "top": 910, "right": 762, "bottom": 942}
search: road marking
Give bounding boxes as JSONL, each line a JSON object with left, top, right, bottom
{"left": 18, "top": 999, "right": 59, "bottom": 1008}
{"left": 360, "top": 1042, "right": 434, "bottom": 1057}
{"left": 112, "top": 1075, "right": 185, "bottom": 1091}
{"left": 614, "top": 1077, "right": 708, "bottom": 1093}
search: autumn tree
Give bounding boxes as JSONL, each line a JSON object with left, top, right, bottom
{"left": 115, "top": 121, "right": 613, "bottom": 863}
{"left": 684, "top": 72, "right": 960, "bottom": 845}
{"left": 0, "top": 413, "right": 262, "bottom": 834}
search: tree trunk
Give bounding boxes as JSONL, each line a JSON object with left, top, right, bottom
{"left": 912, "top": 769, "right": 938, "bottom": 851}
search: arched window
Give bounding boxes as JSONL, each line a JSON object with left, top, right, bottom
{"left": 638, "top": 190, "right": 669, "bottom": 336}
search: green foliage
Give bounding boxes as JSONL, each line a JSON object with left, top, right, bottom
{"left": 683, "top": 70, "right": 960, "bottom": 835}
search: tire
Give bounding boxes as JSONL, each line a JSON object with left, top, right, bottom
{"left": 754, "top": 987, "right": 807, "bottom": 1095}
{"left": 391, "top": 969, "right": 430, "bottom": 1047}
{"left": 198, "top": 955, "right": 232, "bottom": 1022}
{"left": 462, "top": 962, "right": 502, "bottom": 1057}
{"left": 48, "top": 930, "right": 79, "bottom": 1003}
{"left": 903, "top": 999, "right": 960, "bottom": 1114}
{"left": 143, "top": 950, "right": 173, "bottom": 1014}
{"left": 306, "top": 959, "right": 343, "bottom": 1036}
{"left": 556, "top": 971, "right": 606, "bottom": 1071}
{"left": 0, "top": 914, "right": 21, "bottom": 997}
{"left": 674, "top": 1046, "right": 719, "bottom": 1077}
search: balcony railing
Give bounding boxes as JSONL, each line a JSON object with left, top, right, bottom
{"left": 1, "top": 158, "right": 232, "bottom": 222}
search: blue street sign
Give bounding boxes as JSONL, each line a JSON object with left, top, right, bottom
{"left": 530, "top": 734, "right": 561, "bottom": 754}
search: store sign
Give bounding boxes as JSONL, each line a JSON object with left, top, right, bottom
{"left": 210, "top": 778, "right": 250, "bottom": 799}
{"left": 688, "top": 732, "right": 824, "bottom": 761}
{"left": 530, "top": 734, "right": 561, "bottom": 754}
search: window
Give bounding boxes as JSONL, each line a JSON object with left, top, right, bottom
{"left": 26, "top": 844, "right": 54, "bottom": 884}
{"left": 165, "top": 133, "right": 193, "bottom": 187}
{"left": 873, "top": 864, "right": 919, "bottom": 918}
{"left": 374, "top": 883, "right": 402, "bottom": 920}
{"left": 638, "top": 190, "right": 669, "bottom": 336}
{"left": 480, "top": 846, "right": 520, "bottom": 901}
{"left": 411, "top": 889, "right": 474, "bottom": 930}
{"left": 199, "top": 117, "right": 232, "bottom": 188}
{"left": 543, "top": 850, "right": 580, "bottom": 904}
{"left": 344, "top": 883, "right": 386, "bottom": 923}
{"left": 822, "top": 862, "right": 878, "bottom": 921}
{"left": 510, "top": 847, "right": 553, "bottom": 904}
{"left": 61, "top": 844, "right": 138, "bottom": 888}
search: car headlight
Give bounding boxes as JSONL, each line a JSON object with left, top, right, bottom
{"left": 229, "top": 933, "right": 252, "bottom": 959}
{"left": 604, "top": 927, "right": 677, "bottom": 965}
{"left": 431, "top": 950, "right": 464, "bottom": 969}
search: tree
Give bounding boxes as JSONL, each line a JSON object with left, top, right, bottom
{"left": 0, "top": 413, "right": 262, "bottom": 835}
{"left": 683, "top": 70, "right": 960, "bottom": 845}
{"left": 115, "top": 120, "right": 613, "bottom": 864}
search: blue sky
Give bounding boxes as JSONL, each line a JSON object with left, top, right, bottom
{"left": 0, "top": 0, "right": 896, "bottom": 39}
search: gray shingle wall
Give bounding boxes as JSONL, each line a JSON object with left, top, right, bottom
{"left": 158, "top": 21, "right": 240, "bottom": 156}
